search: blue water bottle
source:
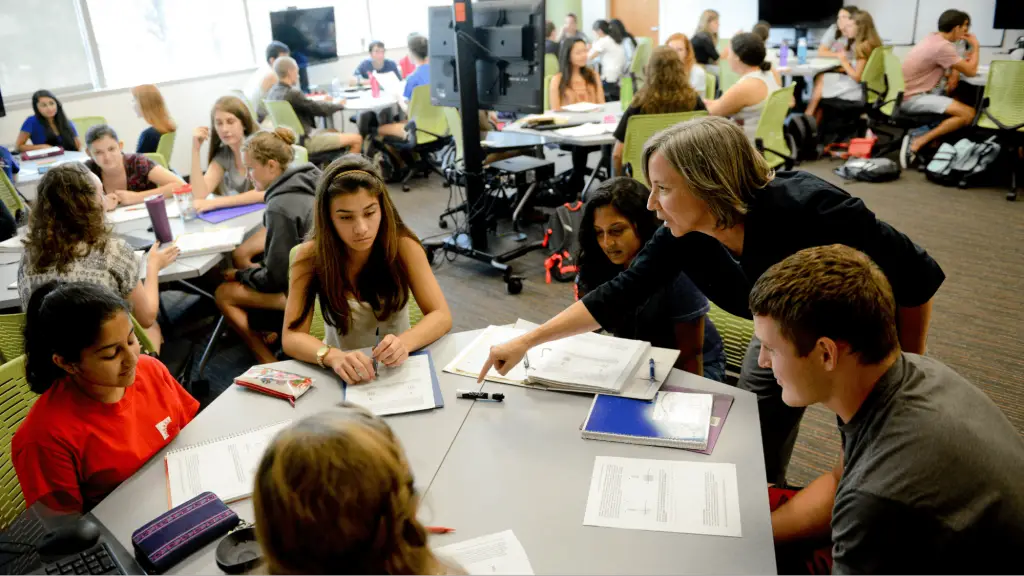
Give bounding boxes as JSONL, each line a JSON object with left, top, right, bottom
{"left": 797, "top": 38, "right": 808, "bottom": 65}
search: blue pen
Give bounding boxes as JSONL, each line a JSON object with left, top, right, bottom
{"left": 373, "top": 326, "right": 380, "bottom": 376}
{"left": 648, "top": 358, "right": 656, "bottom": 382}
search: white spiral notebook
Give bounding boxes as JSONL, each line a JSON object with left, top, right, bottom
{"left": 163, "top": 420, "right": 291, "bottom": 508}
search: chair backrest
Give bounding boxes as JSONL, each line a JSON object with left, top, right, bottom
{"left": 717, "top": 62, "right": 741, "bottom": 94}
{"left": 292, "top": 144, "right": 309, "bottom": 165}
{"left": 705, "top": 303, "right": 754, "bottom": 375}
{"left": 880, "top": 51, "right": 906, "bottom": 117}
{"left": 155, "top": 131, "right": 176, "bottom": 165}
{"left": 977, "top": 60, "right": 1024, "bottom": 132}
{"left": 229, "top": 89, "right": 259, "bottom": 124}
{"left": 407, "top": 85, "right": 448, "bottom": 146}
{"left": 131, "top": 315, "right": 156, "bottom": 354}
{"left": 0, "top": 170, "right": 26, "bottom": 221}
{"left": 754, "top": 84, "right": 796, "bottom": 169}
{"left": 544, "top": 53, "right": 559, "bottom": 78}
{"left": 0, "top": 355, "right": 38, "bottom": 530}
{"left": 143, "top": 153, "right": 168, "bottom": 169}
{"left": 543, "top": 75, "right": 554, "bottom": 111}
{"left": 71, "top": 116, "right": 107, "bottom": 138}
{"left": 622, "top": 110, "right": 708, "bottom": 184}
{"left": 861, "top": 48, "right": 887, "bottom": 106}
{"left": 443, "top": 107, "right": 465, "bottom": 164}
{"left": 704, "top": 70, "right": 717, "bottom": 100}
{"left": 629, "top": 40, "right": 653, "bottom": 81}
{"left": 0, "top": 314, "right": 26, "bottom": 365}
{"left": 264, "top": 100, "right": 306, "bottom": 137}
{"left": 620, "top": 75, "right": 634, "bottom": 110}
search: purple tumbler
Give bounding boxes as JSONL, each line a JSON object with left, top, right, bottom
{"left": 145, "top": 195, "right": 173, "bottom": 243}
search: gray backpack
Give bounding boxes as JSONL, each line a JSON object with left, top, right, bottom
{"left": 925, "top": 137, "right": 1002, "bottom": 188}
{"left": 833, "top": 158, "right": 901, "bottom": 183}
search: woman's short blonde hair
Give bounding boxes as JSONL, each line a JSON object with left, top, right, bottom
{"left": 641, "top": 116, "right": 774, "bottom": 230}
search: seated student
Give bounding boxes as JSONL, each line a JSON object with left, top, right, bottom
{"left": 15, "top": 90, "right": 81, "bottom": 152}
{"left": 752, "top": 245, "right": 1024, "bottom": 574}
{"left": 691, "top": 10, "right": 722, "bottom": 67}
{"left": 84, "top": 124, "right": 184, "bottom": 207}
{"left": 266, "top": 57, "right": 362, "bottom": 158}
{"left": 545, "top": 20, "right": 560, "bottom": 55}
{"left": 282, "top": 156, "right": 452, "bottom": 385}
{"left": 351, "top": 40, "right": 403, "bottom": 86}
{"left": 377, "top": 35, "right": 431, "bottom": 142}
{"left": 398, "top": 33, "right": 419, "bottom": 78}
{"left": 589, "top": 20, "right": 626, "bottom": 100}
{"left": 899, "top": 9, "right": 979, "bottom": 168}
{"left": 609, "top": 19, "right": 637, "bottom": 75}
{"left": 612, "top": 46, "right": 707, "bottom": 175}
{"left": 215, "top": 128, "right": 318, "bottom": 364}
{"left": 705, "top": 33, "right": 780, "bottom": 142}
{"left": 818, "top": 6, "right": 859, "bottom": 58}
{"left": 550, "top": 38, "right": 606, "bottom": 194}
{"left": 190, "top": 95, "right": 261, "bottom": 213}
{"left": 13, "top": 281, "right": 199, "bottom": 513}
{"left": 665, "top": 33, "right": 708, "bottom": 94}
{"left": 576, "top": 178, "right": 726, "bottom": 381}
{"left": 805, "top": 11, "right": 881, "bottom": 119}
{"left": 254, "top": 406, "right": 464, "bottom": 574}
{"left": 131, "top": 84, "right": 177, "bottom": 154}
{"left": 18, "top": 163, "right": 180, "bottom": 351}
{"left": 244, "top": 41, "right": 290, "bottom": 123}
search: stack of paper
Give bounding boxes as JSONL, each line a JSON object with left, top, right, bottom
{"left": 443, "top": 325, "right": 530, "bottom": 384}
{"left": 172, "top": 226, "right": 246, "bottom": 258}
{"left": 561, "top": 102, "right": 603, "bottom": 113}
{"left": 555, "top": 123, "right": 616, "bottom": 138}
{"left": 107, "top": 202, "right": 180, "bottom": 224}
{"left": 344, "top": 351, "right": 443, "bottom": 416}
{"left": 435, "top": 531, "right": 535, "bottom": 575}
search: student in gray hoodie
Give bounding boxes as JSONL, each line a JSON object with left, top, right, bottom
{"left": 215, "top": 127, "right": 320, "bottom": 363}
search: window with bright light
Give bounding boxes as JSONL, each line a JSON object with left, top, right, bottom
{"left": 367, "top": 0, "right": 447, "bottom": 48}
{"left": 0, "top": 0, "right": 94, "bottom": 99}
{"left": 85, "top": 0, "right": 255, "bottom": 89}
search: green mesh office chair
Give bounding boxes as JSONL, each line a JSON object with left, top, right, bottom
{"left": 973, "top": 60, "right": 1024, "bottom": 200}
{"left": 144, "top": 131, "right": 177, "bottom": 169}
{"left": 292, "top": 145, "right": 309, "bottom": 165}
{"left": 0, "top": 314, "right": 25, "bottom": 365}
{"left": 704, "top": 71, "right": 717, "bottom": 100}
{"left": 620, "top": 75, "right": 634, "bottom": 110}
{"left": 754, "top": 84, "right": 797, "bottom": 170}
{"left": 395, "top": 85, "right": 451, "bottom": 191}
{"left": 866, "top": 51, "right": 948, "bottom": 158}
{"left": 143, "top": 153, "right": 168, "bottom": 169}
{"left": 0, "top": 171, "right": 26, "bottom": 223}
{"left": 629, "top": 40, "right": 653, "bottom": 86}
{"left": 264, "top": 100, "right": 307, "bottom": 139}
{"left": 0, "top": 355, "right": 37, "bottom": 530}
{"left": 622, "top": 111, "right": 708, "bottom": 184}
{"left": 71, "top": 116, "right": 107, "bottom": 138}
{"left": 545, "top": 53, "right": 559, "bottom": 78}
{"left": 544, "top": 75, "right": 554, "bottom": 111}
{"left": 705, "top": 303, "right": 755, "bottom": 377}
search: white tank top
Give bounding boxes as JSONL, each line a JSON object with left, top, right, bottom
{"left": 731, "top": 69, "right": 781, "bottom": 141}
{"left": 324, "top": 299, "right": 410, "bottom": 350}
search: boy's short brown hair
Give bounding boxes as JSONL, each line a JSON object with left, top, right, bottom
{"left": 749, "top": 245, "right": 899, "bottom": 364}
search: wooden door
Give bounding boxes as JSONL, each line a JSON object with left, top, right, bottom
{"left": 610, "top": 0, "right": 659, "bottom": 42}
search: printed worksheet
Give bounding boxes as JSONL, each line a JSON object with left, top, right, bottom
{"left": 345, "top": 354, "right": 436, "bottom": 416}
{"left": 529, "top": 331, "right": 647, "bottom": 392}
{"left": 435, "top": 530, "right": 535, "bottom": 575}
{"left": 444, "top": 325, "right": 528, "bottom": 384}
{"left": 583, "top": 456, "right": 742, "bottom": 537}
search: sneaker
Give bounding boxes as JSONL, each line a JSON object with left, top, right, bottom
{"left": 900, "top": 135, "right": 918, "bottom": 170}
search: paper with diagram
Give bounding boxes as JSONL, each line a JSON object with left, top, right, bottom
{"left": 527, "top": 330, "right": 649, "bottom": 393}
{"left": 345, "top": 353, "right": 441, "bottom": 416}
{"left": 583, "top": 456, "right": 742, "bottom": 537}
{"left": 435, "top": 530, "right": 535, "bottom": 575}
{"left": 444, "top": 325, "right": 529, "bottom": 385}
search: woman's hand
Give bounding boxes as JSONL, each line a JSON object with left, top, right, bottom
{"left": 147, "top": 241, "right": 181, "bottom": 271}
{"left": 837, "top": 50, "right": 849, "bottom": 65}
{"left": 192, "top": 126, "right": 209, "bottom": 151}
{"left": 477, "top": 337, "right": 530, "bottom": 382}
{"left": 102, "top": 193, "right": 119, "bottom": 211}
{"left": 114, "top": 190, "right": 142, "bottom": 206}
{"left": 327, "top": 349, "right": 377, "bottom": 384}
{"left": 373, "top": 334, "right": 409, "bottom": 368}
{"left": 192, "top": 198, "right": 215, "bottom": 213}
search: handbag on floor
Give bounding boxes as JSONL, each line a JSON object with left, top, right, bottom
{"left": 833, "top": 157, "right": 901, "bottom": 183}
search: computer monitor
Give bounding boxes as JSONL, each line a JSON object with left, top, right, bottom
{"left": 994, "top": 0, "right": 1024, "bottom": 29}
{"left": 428, "top": 0, "right": 545, "bottom": 114}
{"left": 759, "top": 0, "right": 841, "bottom": 28}
{"left": 270, "top": 7, "right": 338, "bottom": 64}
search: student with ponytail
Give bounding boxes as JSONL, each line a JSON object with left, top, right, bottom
{"left": 215, "top": 127, "right": 319, "bottom": 364}
{"left": 254, "top": 405, "right": 464, "bottom": 574}
{"left": 705, "top": 33, "right": 781, "bottom": 141}
{"left": 13, "top": 282, "right": 198, "bottom": 512}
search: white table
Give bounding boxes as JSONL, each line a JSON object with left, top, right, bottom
{"left": 89, "top": 330, "right": 485, "bottom": 575}
{"left": 773, "top": 57, "right": 842, "bottom": 78}
{"left": 13, "top": 150, "right": 90, "bottom": 202}
{"left": 963, "top": 65, "right": 988, "bottom": 87}
{"left": 88, "top": 329, "right": 776, "bottom": 575}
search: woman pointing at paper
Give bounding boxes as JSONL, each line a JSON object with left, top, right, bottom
{"left": 480, "top": 116, "right": 945, "bottom": 485}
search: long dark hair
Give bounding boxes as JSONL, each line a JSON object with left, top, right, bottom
{"left": 289, "top": 156, "right": 419, "bottom": 335}
{"left": 31, "top": 90, "right": 77, "bottom": 150}
{"left": 558, "top": 38, "right": 599, "bottom": 100}
{"left": 24, "top": 281, "right": 131, "bottom": 394}
{"left": 609, "top": 19, "right": 635, "bottom": 47}
{"left": 24, "top": 163, "right": 109, "bottom": 274}
{"left": 593, "top": 19, "right": 623, "bottom": 44}
{"left": 575, "top": 178, "right": 659, "bottom": 297}
{"left": 732, "top": 33, "right": 772, "bottom": 72}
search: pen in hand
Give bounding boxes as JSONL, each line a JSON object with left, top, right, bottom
{"left": 373, "top": 326, "right": 380, "bottom": 376}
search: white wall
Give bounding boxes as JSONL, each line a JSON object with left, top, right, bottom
{"left": 581, "top": 0, "right": 608, "bottom": 33}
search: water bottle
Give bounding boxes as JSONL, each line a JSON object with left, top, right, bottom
{"left": 797, "top": 38, "right": 808, "bottom": 65}
{"left": 779, "top": 40, "right": 789, "bottom": 67}
{"left": 331, "top": 77, "right": 342, "bottom": 98}
{"left": 173, "top": 184, "right": 197, "bottom": 222}
{"left": 370, "top": 72, "right": 381, "bottom": 98}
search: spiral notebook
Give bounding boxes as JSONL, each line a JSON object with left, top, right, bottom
{"left": 164, "top": 420, "right": 291, "bottom": 508}
{"left": 581, "top": 391, "right": 714, "bottom": 451}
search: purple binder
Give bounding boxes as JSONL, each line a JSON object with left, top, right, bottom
{"left": 663, "top": 384, "right": 735, "bottom": 455}
{"left": 197, "top": 203, "right": 265, "bottom": 224}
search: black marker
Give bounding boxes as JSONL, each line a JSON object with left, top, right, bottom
{"left": 456, "top": 390, "right": 505, "bottom": 402}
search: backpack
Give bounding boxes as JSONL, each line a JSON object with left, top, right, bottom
{"left": 541, "top": 201, "right": 585, "bottom": 283}
{"left": 784, "top": 113, "right": 819, "bottom": 162}
{"left": 833, "top": 157, "right": 901, "bottom": 183}
{"left": 924, "top": 137, "right": 1003, "bottom": 189}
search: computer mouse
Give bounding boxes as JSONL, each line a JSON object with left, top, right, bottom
{"left": 37, "top": 517, "right": 101, "bottom": 556}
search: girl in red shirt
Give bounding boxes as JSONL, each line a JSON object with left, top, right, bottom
{"left": 13, "top": 281, "right": 199, "bottom": 512}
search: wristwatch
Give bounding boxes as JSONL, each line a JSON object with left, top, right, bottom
{"left": 316, "top": 345, "right": 333, "bottom": 369}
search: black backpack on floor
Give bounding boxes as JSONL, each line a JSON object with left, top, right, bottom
{"left": 785, "top": 113, "right": 820, "bottom": 162}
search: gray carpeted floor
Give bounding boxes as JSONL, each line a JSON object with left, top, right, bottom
{"left": 186, "top": 155, "right": 1024, "bottom": 487}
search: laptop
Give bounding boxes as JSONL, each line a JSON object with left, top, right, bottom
{"left": 0, "top": 503, "right": 145, "bottom": 575}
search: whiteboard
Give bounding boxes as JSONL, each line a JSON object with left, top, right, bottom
{"left": 856, "top": 0, "right": 917, "bottom": 46}
{"left": 914, "top": 0, "right": 1004, "bottom": 46}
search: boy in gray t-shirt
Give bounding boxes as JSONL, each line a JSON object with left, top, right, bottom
{"left": 748, "top": 245, "right": 1024, "bottom": 574}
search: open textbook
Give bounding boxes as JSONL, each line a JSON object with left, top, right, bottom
{"left": 172, "top": 226, "right": 246, "bottom": 258}
{"left": 344, "top": 351, "right": 443, "bottom": 416}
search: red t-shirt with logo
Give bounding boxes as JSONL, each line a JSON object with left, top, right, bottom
{"left": 12, "top": 355, "right": 199, "bottom": 512}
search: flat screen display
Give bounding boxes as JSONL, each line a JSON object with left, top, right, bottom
{"left": 270, "top": 7, "right": 338, "bottom": 64}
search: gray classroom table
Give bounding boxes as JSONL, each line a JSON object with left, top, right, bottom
{"left": 89, "top": 330, "right": 485, "bottom": 575}
{"left": 89, "top": 329, "right": 775, "bottom": 575}
{"left": 425, "top": 370, "right": 778, "bottom": 575}
{"left": 504, "top": 101, "right": 622, "bottom": 147}
{"left": 13, "top": 150, "right": 90, "bottom": 202}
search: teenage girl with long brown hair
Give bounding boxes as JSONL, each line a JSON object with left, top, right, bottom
{"left": 189, "top": 95, "right": 261, "bottom": 213}
{"left": 281, "top": 155, "right": 451, "bottom": 384}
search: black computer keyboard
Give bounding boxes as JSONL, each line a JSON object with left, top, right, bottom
{"left": 42, "top": 543, "right": 124, "bottom": 575}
